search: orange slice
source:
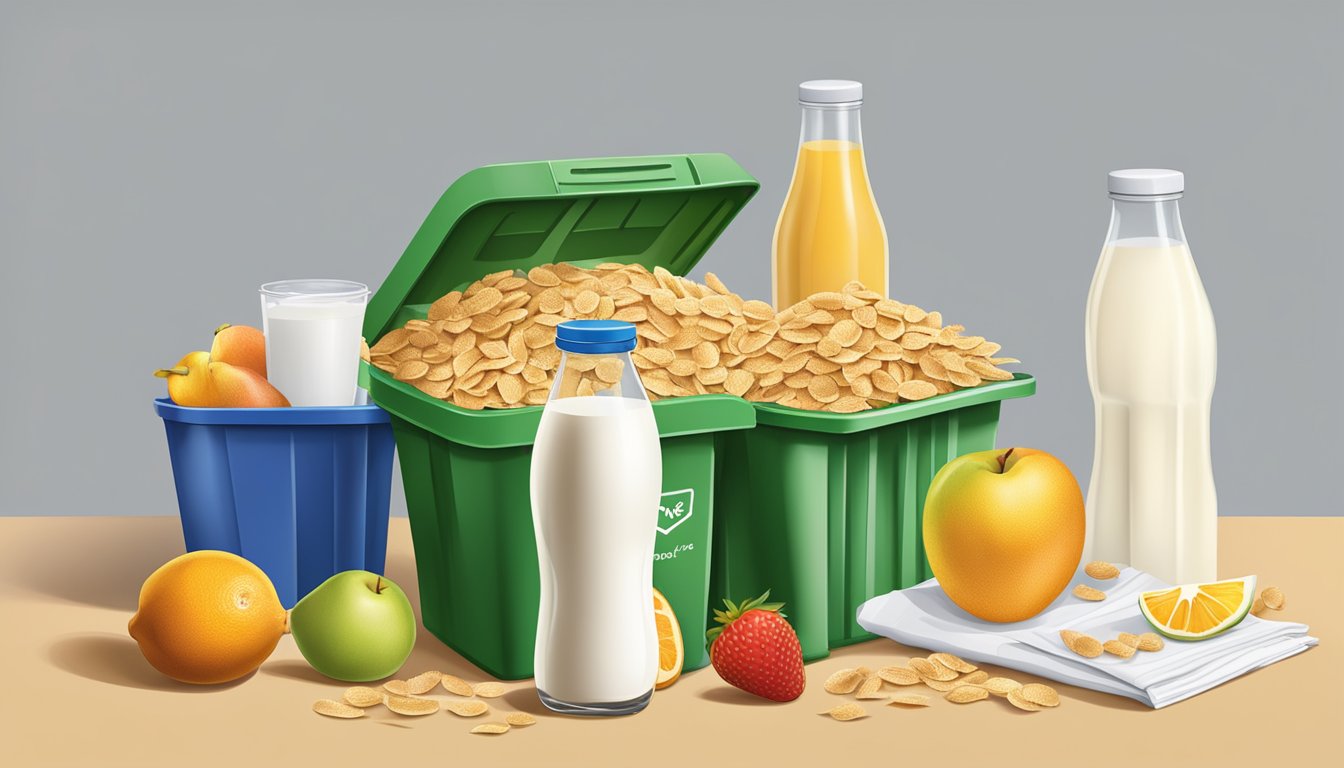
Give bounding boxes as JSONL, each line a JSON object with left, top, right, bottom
{"left": 1138, "top": 576, "right": 1255, "bottom": 641}
{"left": 653, "top": 587, "right": 684, "bottom": 690}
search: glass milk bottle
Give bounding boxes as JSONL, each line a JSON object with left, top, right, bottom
{"left": 1085, "top": 169, "right": 1218, "bottom": 585}
{"left": 530, "top": 320, "right": 661, "bottom": 716}
{"left": 773, "top": 79, "right": 889, "bottom": 308}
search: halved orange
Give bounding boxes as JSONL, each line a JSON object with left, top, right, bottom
{"left": 1138, "top": 576, "right": 1256, "bottom": 641}
{"left": 653, "top": 587, "right": 684, "bottom": 690}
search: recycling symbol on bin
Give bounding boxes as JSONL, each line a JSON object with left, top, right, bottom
{"left": 657, "top": 489, "right": 694, "bottom": 535}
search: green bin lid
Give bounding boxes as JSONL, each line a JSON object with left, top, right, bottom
{"left": 364, "top": 153, "right": 759, "bottom": 341}
{"left": 364, "top": 152, "right": 759, "bottom": 447}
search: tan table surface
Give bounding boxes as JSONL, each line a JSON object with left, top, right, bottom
{"left": 3, "top": 515, "right": 1338, "bottom": 767}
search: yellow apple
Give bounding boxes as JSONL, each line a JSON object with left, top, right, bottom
{"left": 923, "top": 447, "right": 1085, "bottom": 622}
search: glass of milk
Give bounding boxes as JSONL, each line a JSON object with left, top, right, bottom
{"left": 1084, "top": 170, "right": 1218, "bottom": 585}
{"left": 259, "top": 279, "right": 370, "bottom": 407}
{"left": 529, "top": 320, "right": 661, "bottom": 716}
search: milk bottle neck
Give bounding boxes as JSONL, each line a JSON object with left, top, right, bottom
{"left": 800, "top": 102, "right": 863, "bottom": 145}
{"left": 1106, "top": 197, "right": 1187, "bottom": 246}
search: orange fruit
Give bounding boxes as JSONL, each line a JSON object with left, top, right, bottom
{"left": 1139, "top": 576, "right": 1255, "bottom": 641}
{"left": 128, "top": 551, "right": 288, "bottom": 684}
{"left": 652, "top": 587, "right": 683, "bottom": 690}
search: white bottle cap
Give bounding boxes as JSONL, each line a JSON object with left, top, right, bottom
{"left": 799, "top": 80, "right": 863, "bottom": 104}
{"left": 1107, "top": 169, "right": 1184, "bottom": 197}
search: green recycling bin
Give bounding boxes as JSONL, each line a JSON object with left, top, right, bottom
{"left": 711, "top": 374, "right": 1035, "bottom": 662}
{"left": 364, "top": 153, "right": 759, "bottom": 680}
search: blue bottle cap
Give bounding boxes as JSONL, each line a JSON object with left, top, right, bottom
{"left": 555, "top": 320, "right": 637, "bottom": 355}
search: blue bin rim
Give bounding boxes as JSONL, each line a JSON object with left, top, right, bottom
{"left": 153, "top": 397, "right": 390, "bottom": 426}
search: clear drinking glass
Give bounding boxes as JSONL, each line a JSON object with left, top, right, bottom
{"left": 259, "top": 279, "right": 369, "bottom": 407}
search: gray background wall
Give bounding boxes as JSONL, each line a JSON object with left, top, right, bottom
{"left": 2, "top": 0, "right": 1339, "bottom": 517}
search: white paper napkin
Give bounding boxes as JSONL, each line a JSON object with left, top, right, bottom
{"left": 855, "top": 566, "right": 1317, "bottom": 708}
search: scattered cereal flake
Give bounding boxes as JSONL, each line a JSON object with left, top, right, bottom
{"left": 909, "top": 657, "right": 957, "bottom": 681}
{"left": 313, "top": 699, "right": 365, "bottom": 719}
{"left": 981, "top": 677, "right": 1022, "bottom": 697}
{"left": 855, "top": 676, "right": 886, "bottom": 699}
{"left": 1006, "top": 688, "right": 1045, "bottom": 712}
{"left": 1084, "top": 561, "right": 1121, "bottom": 580}
{"left": 1019, "top": 683, "right": 1060, "bottom": 707}
{"left": 504, "top": 712, "right": 537, "bottom": 727}
{"left": 471, "top": 723, "right": 511, "bottom": 735}
{"left": 959, "top": 671, "right": 989, "bottom": 685}
{"left": 929, "top": 652, "right": 977, "bottom": 674}
{"left": 1137, "top": 633, "right": 1165, "bottom": 652}
{"left": 945, "top": 686, "right": 989, "bottom": 704}
{"left": 1117, "top": 632, "right": 1142, "bottom": 649}
{"left": 823, "top": 668, "right": 865, "bottom": 695}
{"left": 441, "top": 674, "right": 474, "bottom": 697}
{"left": 382, "top": 680, "right": 409, "bottom": 696}
{"left": 1103, "top": 639, "right": 1136, "bottom": 658}
{"left": 385, "top": 695, "right": 440, "bottom": 716}
{"left": 921, "top": 677, "right": 963, "bottom": 692}
{"left": 1064, "top": 632, "right": 1104, "bottom": 659}
{"left": 824, "top": 703, "right": 868, "bottom": 721}
{"left": 887, "top": 694, "right": 932, "bottom": 707}
{"left": 1072, "top": 584, "right": 1106, "bottom": 601}
{"left": 1261, "top": 586, "right": 1285, "bottom": 611}
{"left": 877, "top": 666, "right": 921, "bottom": 686}
{"left": 342, "top": 687, "right": 384, "bottom": 708}
{"left": 405, "top": 670, "right": 442, "bottom": 695}
{"left": 473, "top": 682, "right": 507, "bottom": 698}
{"left": 444, "top": 700, "right": 490, "bottom": 718}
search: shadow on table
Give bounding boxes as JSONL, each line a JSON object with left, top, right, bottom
{"left": 11, "top": 518, "right": 185, "bottom": 612}
{"left": 1062, "top": 686, "right": 1151, "bottom": 712}
{"left": 260, "top": 659, "right": 332, "bottom": 686}
{"left": 48, "top": 632, "right": 251, "bottom": 692}
{"left": 695, "top": 685, "right": 791, "bottom": 707}
{"left": 500, "top": 685, "right": 554, "bottom": 718}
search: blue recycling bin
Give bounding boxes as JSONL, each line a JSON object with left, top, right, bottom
{"left": 154, "top": 398, "right": 395, "bottom": 607}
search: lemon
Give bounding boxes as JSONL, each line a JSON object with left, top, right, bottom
{"left": 1138, "top": 576, "right": 1255, "bottom": 641}
{"left": 129, "top": 551, "right": 287, "bottom": 684}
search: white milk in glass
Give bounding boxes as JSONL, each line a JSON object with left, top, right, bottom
{"left": 264, "top": 302, "right": 365, "bottom": 405}
{"left": 259, "top": 280, "right": 369, "bottom": 407}
{"left": 1085, "top": 170, "right": 1217, "bottom": 585}
{"left": 530, "top": 321, "right": 660, "bottom": 716}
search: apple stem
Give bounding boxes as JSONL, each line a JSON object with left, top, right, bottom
{"left": 375, "top": 576, "right": 384, "bottom": 595}
{"left": 154, "top": 366, "right": 190, "bottom": 378}
{"left": 214, "top": 323, "right": 232, "bottom": 335}
{"left": 997, "top": 447, "right": 1015, "bottom": 474}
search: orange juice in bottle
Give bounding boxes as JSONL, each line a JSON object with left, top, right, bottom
{"left": 773, "top": 80, "right": 888, "bottom": 308}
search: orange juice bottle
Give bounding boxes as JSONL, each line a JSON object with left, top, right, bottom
{"left": 773, "top": 80, "right": 888, "bottom": 308}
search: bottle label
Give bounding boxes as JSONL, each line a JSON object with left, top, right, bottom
{"left": 656, "top": 489, "right": 694, "bottom": 535}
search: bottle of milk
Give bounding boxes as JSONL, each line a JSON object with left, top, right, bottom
{"left": 1084, "top": 169, "right": 1218, "bottom": 585}
{"left": 530, "top": 320, "right": 661, "bottom": 716}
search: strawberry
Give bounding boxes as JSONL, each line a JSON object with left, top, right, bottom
{"left": 706, "top": 591, "right": 805, "bottom": 702}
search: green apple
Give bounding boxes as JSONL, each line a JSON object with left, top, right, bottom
{"left": 289, "top": 571, "right": 416, "bottom": 682}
